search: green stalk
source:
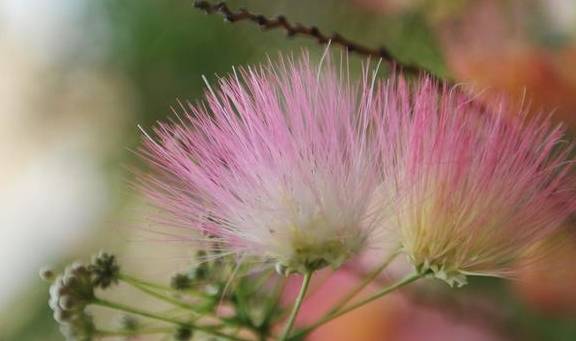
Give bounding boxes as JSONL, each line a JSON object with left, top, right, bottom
{"left": 95, "top": 327, "right": 172, "bottom": 337}
{"left": 119, "top": 274, "right": 173, "bottom": 291}
{"left": 121, "top": 273, "right": 263, "bottom": 336}
{"left": 119, "top": 275, "right": 201, "bottom": 314}
{"left": 279, "top": 272, "right": 313, "bottom": 340}
{"left": 290, "top": 272, "right": 422, "bottom": 339}
{"left": 329, "top": 249, "right": 400, "bottom": 314}
{"left": 121, "top": 273, "right": 206, "bottom": 296}
{"left": 93, "top": 298, "right": 250, "bottom": 341}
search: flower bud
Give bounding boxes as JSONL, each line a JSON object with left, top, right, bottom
{"left": 89, "top": 251, "right": 119, "bottom": 289}
{"left": 39, "top": 267, "right": 56, "bottom": 282}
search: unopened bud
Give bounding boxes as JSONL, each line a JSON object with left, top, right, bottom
{"left": 120, "top": 315, "right": 139, "bottom": 332}
{"left": 171, "top": 273, "right": 192, "bottom": 290}
{"left": 39, "top": 267, "right": 56, "bottom": 282}
{"left": 175, "top": 326, "right": 193, "bottom": 341}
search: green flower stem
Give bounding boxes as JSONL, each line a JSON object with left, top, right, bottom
{"left": 119, "top": 275, "right": 201, "bottom": 314}
{"left": 329, "top": 249, "right": 401, "bottom": 315}
{"left": 122, "top": 274, "right": 263, "bottom": 336}
{"left": 290, "top": 272, "right": 422, "bottom": 340}
{"left": 119, "top": 274, "right": 173, "bottom": 291}
{"left": 120, "top": 273, "right": 206, "bottom": 296}
{"left": 93, "top": 298, "right": 186, "bottom": 325}
{"left": 96, "top": 327, "right": 172, "bottom": 337}
{"left": 93, "top": 297, "right": 251, "bottom": 341}
{"left": 279, "top": 271, "right": 313, "bottom": 341}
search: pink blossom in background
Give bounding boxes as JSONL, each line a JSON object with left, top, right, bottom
{"left": 437, "top": 0, "right": 576, "bottom": 130}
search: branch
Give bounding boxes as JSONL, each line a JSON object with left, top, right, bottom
{"left": 192, "top": 1, "right": 443, "bottom": 80}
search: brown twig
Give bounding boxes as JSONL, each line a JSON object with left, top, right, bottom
{"left": 193, "top": 1, "right": 443, "bottom": 80}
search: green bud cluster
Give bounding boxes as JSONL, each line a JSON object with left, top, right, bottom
{"left": 44, "top": 249, "right": 284, "bottom": 341}
{"left": 45, "top": 252, "right": 121, "bottom": 340}
{"left": 48, "top": 263, "right": 96, "bottom": 340}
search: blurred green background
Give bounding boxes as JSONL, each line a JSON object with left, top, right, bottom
{"left": 1, "top": 0, "right": 575, "bottom": 340}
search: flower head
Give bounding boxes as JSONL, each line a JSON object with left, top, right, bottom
{"left": 138, "top": 53, "right": 383, "bottom": 274}
{"left": 378, "top": 78, "right": 576, "bottom": 286}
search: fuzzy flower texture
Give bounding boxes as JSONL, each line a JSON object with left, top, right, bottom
{"left": 140, "top": 55, "right": 383, "bottom": 274}
{"left": 379, "top": 80, "right": 575, "bottom": 286}
{"left": 139, "top": 53, "right": 575, "bottom": 284}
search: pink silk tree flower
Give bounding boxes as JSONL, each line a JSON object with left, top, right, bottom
{"left": 377, "top": 77, "right": 576, "bottom": 287}
{"left": 137, "top": 53, "right": 384, "bottom": 274}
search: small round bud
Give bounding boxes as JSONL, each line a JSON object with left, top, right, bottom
{"left": 174, "top": 326, "right": 193, "bottom": 341}
{"left": 195, "top": 250, "right": 207, "bottom": 259}
{"left": 120, "top": 315, "right": 139, "bottom": 332}
{"left": 59, "top": 295, "right": 78, "bottom": 311}
{"left": 68, "top": 263, "right": 90, "bottom": 279}
{"left": 39, "top": 267, "right": 56, "bottom": 282}
{"left": 59, "top": 312, "right": 95, "bottom": 341}
{"left": 189, "top": 263, "right": 208, "bottom": 281}
{"left": 54, "top": 309, "right": 73, "bottom": 323}
{"left": 171, "top": 273, "right": 192, "bottom": 290}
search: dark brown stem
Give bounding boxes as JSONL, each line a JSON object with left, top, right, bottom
{"left": 193, "top": 1, "right": 444, "bottom": 80}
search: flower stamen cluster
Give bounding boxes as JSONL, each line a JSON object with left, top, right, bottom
{"left": 139, "top": 54, "right": 384, "bottom": 275}
{"left": 377, "top": 79, "right": 576, "bottom": 286}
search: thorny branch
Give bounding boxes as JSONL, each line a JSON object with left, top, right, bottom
{"left": 193, "top": 1, "right": 444, "bottom": 81}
